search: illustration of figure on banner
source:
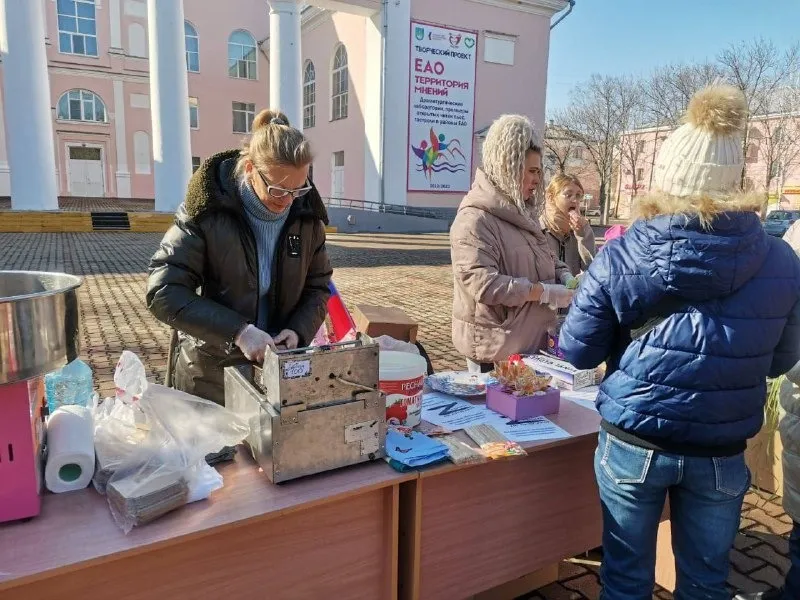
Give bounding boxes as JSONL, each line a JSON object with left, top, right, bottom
{"left": 411, "top": 127, "right": 467, "bottom": 181}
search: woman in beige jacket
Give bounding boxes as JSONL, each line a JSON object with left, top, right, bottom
{"left": 450, "top": 114, "right": 574, "bottom": 373}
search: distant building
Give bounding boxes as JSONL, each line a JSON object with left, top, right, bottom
{"left": 616, "top": 111, "right": 800, "bottom": 220}
{"left": 0, "top": 0, "right": 572, "bottom": 212}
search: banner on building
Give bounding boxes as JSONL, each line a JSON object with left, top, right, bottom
{"left": 407, "top": 20, "right": 477, "bottom": 193}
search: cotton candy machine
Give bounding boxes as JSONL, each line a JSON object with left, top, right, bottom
{"left": 0, "top": 271, "right": 82, "bottom": 523}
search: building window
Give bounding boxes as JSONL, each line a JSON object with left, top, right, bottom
{"left": 185, "top": 21, "right": 200, "bottom": 72}
{"left": 571, "top": 147, "right": 583, "bottom": 160}
{"left": 189, "top": 97, "right": 199, "bottom": 129}
{"left": 192, "top": 157, "right": 201, "bottom": 173}
{"left": 57, "top": 89, "right": 107, "bottom": 122}
{"left": 303, "top": 61, "right": 316, "bottom": 129}
{"left": 128, "top": 22, "right": 147, "bottom": 57}
{"left": 232, "top": 102, "right": 255, "bottom": 133}
{"left": 747, "top": 143, "right": 759, "bottom": 161}
{"left": 228, "top": 30, "right": 257, "bottom": 80}
{"left": 636, "top": 140, "right": 645, "bottom": 154}
{"left": 57, "top": 0, "right": 98, "bottom": 56}
{"left": 483, "top": 32, "right": 515, "bottom": 66}
{"left": 636, "top": 168, "right": 644, "bottom": 182}
{"left": 331, "top": 44, "right": 348, "bottom": 121}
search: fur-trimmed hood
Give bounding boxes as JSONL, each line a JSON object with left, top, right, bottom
{"left": 623, "top": 200, "right": 769, "bottom": 301}
{"left": 184, "top": 149, "right": 329, "bottom": 225}
{"left": 632, "top": 190, "right": 764, "bottom": 228}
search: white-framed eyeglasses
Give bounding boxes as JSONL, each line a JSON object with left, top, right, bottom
{"left": 255, "top": 170, "right": 312, "bottom": 199}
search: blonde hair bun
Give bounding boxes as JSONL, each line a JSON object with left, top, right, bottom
{"left": 252, "top": 109, "right": 290, "bottom": 131}
{"left": 234, "top": 108, "right": 312, "bottom": 176}
{"left": 685, "top": 85, "right": 748, "bottom": 135}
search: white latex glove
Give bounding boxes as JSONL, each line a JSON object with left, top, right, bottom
{"left": 539, "top": 283, "right": 575, "bottom": 309}
{"left": 235, "top": 324, "right": 275, "bottom": 363}
{"left": 274, "top": 329, "right": 300, "bottom": 350}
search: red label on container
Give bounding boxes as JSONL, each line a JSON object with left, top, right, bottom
{"left": 380, "top": 376, "right": 424, "bottom": 395}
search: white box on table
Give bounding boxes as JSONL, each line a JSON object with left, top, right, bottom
{"left": 523, "top": 353, "right": 597, "bottom": 391}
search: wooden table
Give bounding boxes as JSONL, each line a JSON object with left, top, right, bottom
{"left": 0, "top": 452, "right": 413, "bottom": 600}
{"left": 399, "top": 401, "right": 603, "bottom": 600}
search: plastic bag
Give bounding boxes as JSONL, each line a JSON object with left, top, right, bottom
{"left": 92, "top": 353, "right": 249, "bottom": 533}
{"left": 364, "top": 334, "right": 420, "bottom": 355}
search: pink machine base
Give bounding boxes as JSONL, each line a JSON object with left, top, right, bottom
{"left": 0, "top": 378, "right": 45, "bottom": 523}
{"left": 486, "top": 383, "right": 560, "bottom": 420}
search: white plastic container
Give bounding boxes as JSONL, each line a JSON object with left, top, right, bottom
{"left": 380, "top": 351, "right": 427, "bottom": 427}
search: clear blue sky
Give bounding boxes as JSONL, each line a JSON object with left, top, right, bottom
{"left": 546, "top": 0, "right": 800, "bottom": 115}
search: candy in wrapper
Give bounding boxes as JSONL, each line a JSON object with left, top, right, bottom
{"left": 464, "top": 424, "right": 528, "bottom": 460}
{"left": 480, "top": 441, "right": 528, "bottom": 460}
{"left": 491, "top": 355, "right": 552, "bottom": 396}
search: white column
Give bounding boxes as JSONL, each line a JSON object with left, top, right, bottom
{"left": 268, "top": 0, "right": 303, "bottom": 130}
{"left": 0, "top": 0, "right": 59, "bottom": 210}
{"left": 112, "top": 79, "right": 131, "bottom": 198}
{"left": 363, "top": 13, "right": 382, "bottom": 203}
{"left": 380, "top": 0, "right": 411, "bottom": 206}
{"left": 147, "top": 0, "right": 192, "bottom": 212}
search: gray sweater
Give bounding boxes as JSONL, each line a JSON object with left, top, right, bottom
{"left": 238, "top": 177, "right": 290, "bottom": 329}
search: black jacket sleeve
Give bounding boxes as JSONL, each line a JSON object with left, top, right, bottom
{"left": 146, "top": 210, "right": 249, "bottom": 349}
{"left": 285, "top": 220, "right": 333, "bottom": 346}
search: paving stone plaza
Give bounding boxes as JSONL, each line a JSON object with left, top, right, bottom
{"left": 0, "top": 231, "right": 791, "bottom": 599}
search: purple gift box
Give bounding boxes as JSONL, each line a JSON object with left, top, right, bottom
{"left": 486, "top": 383, "right": 561, "bottom": 420}
{"left": 546, "top": 330, "right": 566, "bottom": 360}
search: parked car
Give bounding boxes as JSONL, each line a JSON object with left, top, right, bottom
{"left": 763, "top": 210, "right": 800, "bottom": 237}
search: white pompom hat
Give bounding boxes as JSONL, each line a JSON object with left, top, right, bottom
{"left": 652, "top": 84, "right": 749, "bottom": 199}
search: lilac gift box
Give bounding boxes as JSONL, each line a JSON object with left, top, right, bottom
{"left": 486, "top": 383, "right": 561, "bottom": 420}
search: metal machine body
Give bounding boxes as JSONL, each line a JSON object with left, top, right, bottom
{"left": 224, "top": 339, "right": 386, "bottom": 483}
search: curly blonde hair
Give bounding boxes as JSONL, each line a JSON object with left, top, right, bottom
{"left": 481, "top": 114, "right": 543, "bottom": 214}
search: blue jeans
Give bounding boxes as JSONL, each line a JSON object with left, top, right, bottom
{"left": 595, "top": 429, "right": 750, "bottom": 600}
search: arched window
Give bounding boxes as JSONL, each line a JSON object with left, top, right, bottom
{"left": 185, "top": 21, "right": 199, "bottom": 72}
{"left": 128, "top": 22, "right": 147, "bottom": 57}
{"left": 228, "top": 30, "right": 257, "bottom": 80}
{"left": 57, "top": 0, "right": 98, "bottom": 56}
{"left": 331, "top": 44, "right": 348, "bottom": 121}
{"left": 57, "top": 89, "right": 107, "bottom": 122}
{"left": 303, "top": 61, "right": 316, "bottom": 129}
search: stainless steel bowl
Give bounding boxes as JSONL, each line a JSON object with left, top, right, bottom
{"left": 0, "top": 271, "right": 82, "bottom": 384}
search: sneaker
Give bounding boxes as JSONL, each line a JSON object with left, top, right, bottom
{"left": 734, "top": 589, "right": 785, "bottom": 600}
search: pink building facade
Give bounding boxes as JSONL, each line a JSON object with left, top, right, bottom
{"left": 0, "top": 0, "right": 269, "bottom": 201}
{"left": 0, "top": 0, "right": 569, "bottom": 211}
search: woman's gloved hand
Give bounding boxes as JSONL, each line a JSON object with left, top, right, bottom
{"left": 235, "top": 324, "right": 275, "bottom": 363}
{"left": 274, "top": 329, "right": 300, "bottom": 350}
{"left": 539, "top": 283, "right": 575, "bottom": 309}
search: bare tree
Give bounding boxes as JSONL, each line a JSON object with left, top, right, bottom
{"left": 717, "top": 37, "right": 800, "bottom": 201}
{"left": 543, "top": 123, "right": 580, "bottom": 175}
{"left": 643, "top": 62, "right": 724, "bottom": 127}
{"left": 614, "top": 79, "right": 652, "bottom": 217}
{"left": 751, "top": 88, "right": 800, "bottom": 204}
{"left": 555, "top": 75, "right": 643, "bottom": 223}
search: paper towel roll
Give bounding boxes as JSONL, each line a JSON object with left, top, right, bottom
{"left": 46, "top": 405, "right": 96, "bottom": 494}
